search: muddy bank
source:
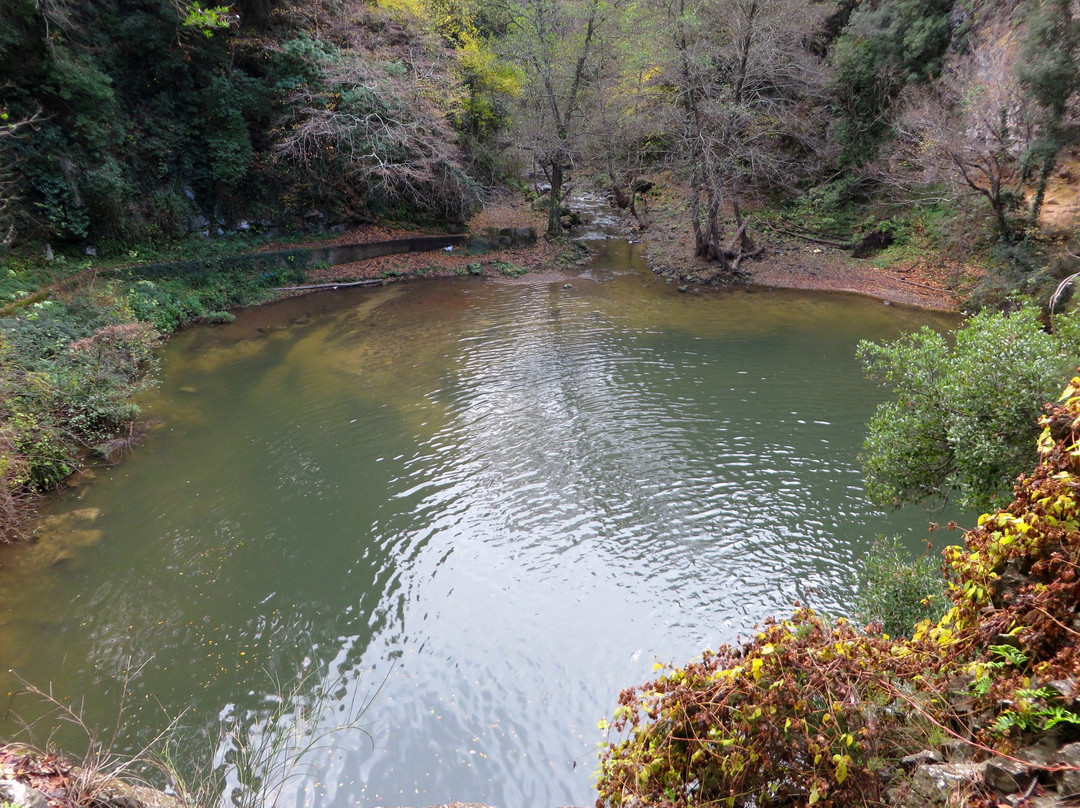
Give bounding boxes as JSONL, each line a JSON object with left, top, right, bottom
{"left": 633, "top": 192, "right": 959, "bottom": 311}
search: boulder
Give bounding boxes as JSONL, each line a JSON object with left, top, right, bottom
{"left": 900, "top": 750, "right": 943, "bottom": 772}
{"left": 0, "top": 779, "right": 50, "bottom": 808}
{"left": 1053, "top": 742, "right": 1080, "bottom": 797}
{"left": 908, "top": 763, "right": 985, "bottom": 805}
{"left": 85, "top": 779, "right": 183, "bottom": 808}
{"left": 983, "top": 756, "right": 1033, "bottom": 795}
{"left": 941, "top": 739, "right": 978, "bottom": 763}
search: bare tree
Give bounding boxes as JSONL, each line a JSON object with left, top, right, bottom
{"left": 581, "top": 2, "right": 665, "bottom": 229}
{"left": 273, "top": 42, "right": 481, "bottom": 221}
{"left": 502, "top": 0, "right": 619, "bottom": 237}
{"left": 889, "top": 11, "right": 1078, "bottom": 242}
{"left": 661, "top": 0, "right": 830, "bottom": 276}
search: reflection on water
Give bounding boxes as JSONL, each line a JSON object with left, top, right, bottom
{"left": 0, "top": 242, "right": 960, "bottom": 808}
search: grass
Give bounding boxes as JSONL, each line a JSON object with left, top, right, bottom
{"left": 4, "top": 664, "right": 377, "bottom": 808}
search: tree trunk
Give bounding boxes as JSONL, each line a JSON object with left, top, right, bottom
{"left": 548, "top": 161, "right": 564, "bottom": 238}
{"left": 731, "top": 198, "right": 755, "bottom": 252}
{"left": 610, "top": 181, "right": 630, "bottom": 210}
{"left": 1028, "top": 152, "right": 1056, "bottom": 231}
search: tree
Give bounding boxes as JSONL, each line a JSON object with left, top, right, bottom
{"left": 1016, "top": 0, "right": 1080, "bottom": 230}
{"left": 502, "top": 0, "right": 618, "bottom": 237}
{"left": 272, "top": 35, "right": 482, "bottom": 223}
{"left": 0, "top": 105, "right": 39, "bottom": 247}
{"left": 857, "top": 302, "right": 1080, "bottom": 511}
{"left": 887, "top": 6, "right": 1080, "bottom": 242}
{"left": 828, "top": 0, "right": 954, "bottom": 165}
{"left": 660, "top": 0, "right": 829, "bottom": 274}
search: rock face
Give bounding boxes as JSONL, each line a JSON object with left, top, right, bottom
{"left": 894, "top": 747, "right": 1080, "bottom": 807}
{"left": 0, "top": 779, "right": 51, "bottom": 808}
{"left": 905, "top": 762, "right": 985, "bottom": 805}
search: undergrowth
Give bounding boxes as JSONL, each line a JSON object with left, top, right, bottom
{"left": 856, "top": 536, "right": 948, "bottom": 638}
{"left": 0, "top": 251, "right": 304, "bottom": 540}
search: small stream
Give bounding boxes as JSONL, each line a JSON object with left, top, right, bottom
{"left": 0, "top": 240, "right": 960, "bottom": 808}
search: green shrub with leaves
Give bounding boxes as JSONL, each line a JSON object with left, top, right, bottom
{"left": 858, "top": 302, "right": 1080, "bottom": 511}
{"left": 0, "top": 290, "right": 159, "bottom": 525}
{"left": 855, "top": 537, "right": 947, "bottom": 637}
{"left": 829, "top": 0, "right": 955, "bottom": 165}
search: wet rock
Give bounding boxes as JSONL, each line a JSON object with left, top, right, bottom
{"left": 0, "top": 779, "right": 50, "bottom": 808}
{"left": 88, "top": 780, "right": 183, "bottom": 808}
{"left": 909, "top": 763, "right": 985, "bottom": 805}
{"left": 984, "top": 757, "right": 1033, "bottom": 795}
{"left": 900, "top": 750, "right": 943, "bottom": 771}
{"left": 64, "top": 468, "right": 96, "bottom": 487}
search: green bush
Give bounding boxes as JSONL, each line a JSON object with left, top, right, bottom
{"left": 858, "top": 302, "right": 1080, "bottom": 510}
{"left": 0, "top": 294, "right": 159, "bottom": 494}
{"left": 855, "top": 537, "right": 947, "bottom": 637}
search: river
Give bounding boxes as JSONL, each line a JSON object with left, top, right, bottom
{"left": 0, "top": 240, "right": 960, "bottom": 808}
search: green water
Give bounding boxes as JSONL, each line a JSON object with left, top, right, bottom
{"left": 0, "top": 242, "right": 960, "bottom": 807}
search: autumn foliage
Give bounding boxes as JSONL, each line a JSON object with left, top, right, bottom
{"left": 596, "top": 376, "right": 1080, "bottom": 807}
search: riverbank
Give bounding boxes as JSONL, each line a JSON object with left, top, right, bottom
{"left": 271, "top": 191, "right": 962, "bottom": 312}
{"left": 629, "top": 182, "right": 961, "bottom": 311}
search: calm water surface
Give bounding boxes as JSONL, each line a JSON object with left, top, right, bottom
{"left": 0, "top": 242, "right": 960, "bottom": 808}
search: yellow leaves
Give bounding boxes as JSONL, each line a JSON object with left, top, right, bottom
{"left": 833, "top": 753, "right": 851, "bottom": 785}
{"left": 751, "top": 658, "right": 765, "bottom": 681}
{"left": 712, "top": 664, "right": 742, "bottom": 682}
{"left": 1038, "top": 427, "right": 1055, "bottom": 455}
